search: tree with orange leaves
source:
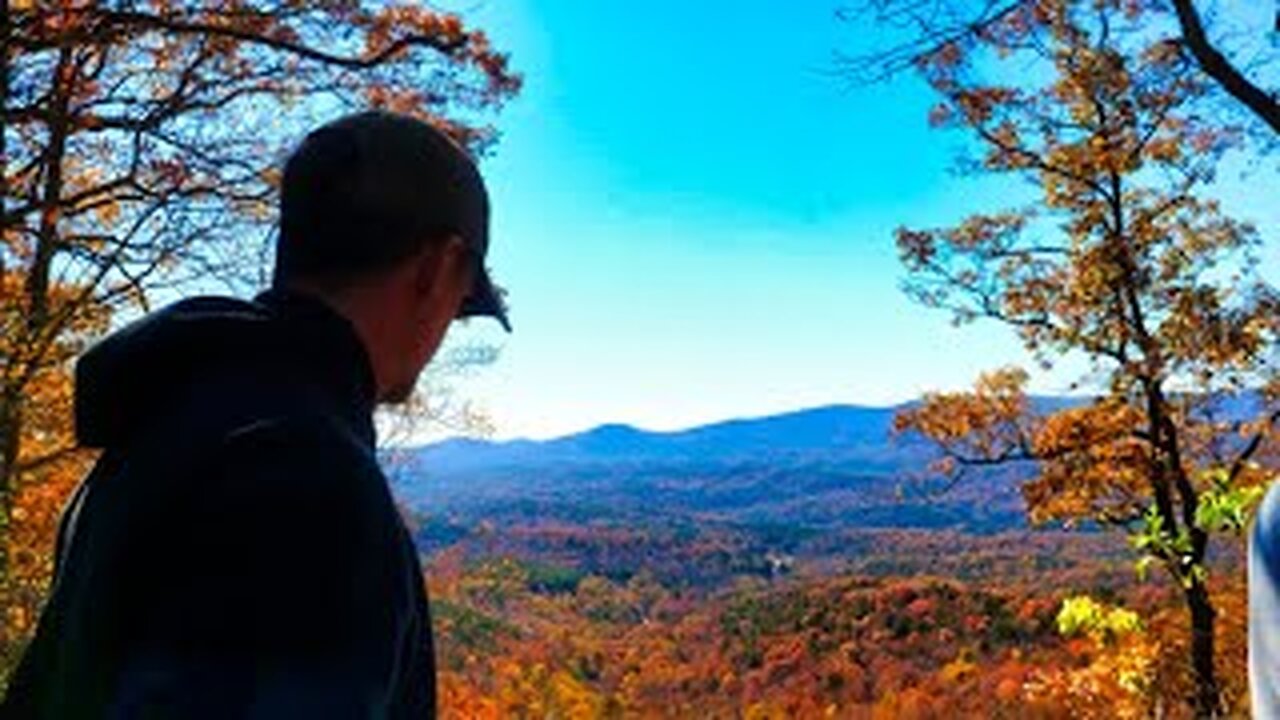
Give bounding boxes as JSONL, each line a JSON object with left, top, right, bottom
{"left": 891, "top": 1, "right": 1276, "bottom": 715}
{"left": 2, "top": 0, "right": 519, "bottom": 686}
{"left": 0, "top": 275, "right": 109, "bottom": 682}
{"left": 838, "top": 0, "right": 1279, "bottom": 136}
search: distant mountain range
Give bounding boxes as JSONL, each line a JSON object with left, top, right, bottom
{"left": 389, "top": 402, "right": 1086, "bottom": 534}
{"left": 411, "top": 404, "right": 912, "bottom": 471}
{"left": 390, "top": 392, "right": 1272, "bottom": 541}
{"left": 388, "top": 394, "right": 1265, "bottom": 582}
{"left": 403, "top": 397, "right": 1098, "bottom": 473}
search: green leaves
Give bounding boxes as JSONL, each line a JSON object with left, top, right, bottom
{"left": 1128, "top": 504, "right": 1196, "bottom": 587}
{"left": 1125, "top": 468, "right": 1268, "bottom": 587}
{"left": 1128, "top": 504, "right": 1192, "bottom": 556}
{"left": 1193, "top": 468, "right": 1265, "bottom": 535}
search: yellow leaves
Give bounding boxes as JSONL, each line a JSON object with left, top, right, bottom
{"left": 1025, "top": 596, "right": 1160, "bottom": 718}
{"left": 938, "top": 655, "right": 980, "bottom": 684}
{"left": 1056, "top": 595, "right": 1143, "bottom": 644}
{"left": 465, "top": 660, "right": 610, "bottom": 719}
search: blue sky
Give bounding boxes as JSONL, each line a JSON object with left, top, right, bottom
{"left": 426, "top": 0, "right": 1278, "bottom": 441}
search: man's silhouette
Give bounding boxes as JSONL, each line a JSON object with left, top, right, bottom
{"left": 1, "top": 111, "right": 510, "bottom": 719}
{"left": 1251, "top": 481, "right": 1280, "bottom": 717}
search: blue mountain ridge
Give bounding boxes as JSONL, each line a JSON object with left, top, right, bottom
{"left": 415, "top": 405, "right": 895, "bottom": 467}
{"left": 387, "top": 393, "right": 1265, "bottom": 574}
{"left": 407, "top": 398, "right": 1084, "bottom": 474}
{"left": 386, "top": 400, "right": 1113, "bottom": 538}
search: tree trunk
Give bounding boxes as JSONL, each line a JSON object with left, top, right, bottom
{"left": 0, "top": 392, "right": 18, "bottom": 582}
{"left": 0, "top": 390, "right": 20, "bottom": 673}
{"left": 1185, "top": 577, "right": 1222, "bottom": 718}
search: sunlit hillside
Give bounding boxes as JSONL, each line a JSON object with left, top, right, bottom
{"left": 403, "top": 409, "right": 1252, "bottom": 718}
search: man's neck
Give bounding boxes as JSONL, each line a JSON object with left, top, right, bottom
{"left": 273, "top": 282, "right": 393, "bottom": 403}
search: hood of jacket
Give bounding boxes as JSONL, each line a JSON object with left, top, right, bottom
{"left": 74, "top": 290, "right": 376, "bottom": 449}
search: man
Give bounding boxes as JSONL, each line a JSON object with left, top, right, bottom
{"left": 1252, "top": 481, "right": 1280, "bottom": 718}
{"left": 1, "top": 111, "right": 510, "bottom": 719}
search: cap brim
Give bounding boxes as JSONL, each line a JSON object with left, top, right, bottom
{"left": 458, "top": 266, "right": 511, "bottom": 332}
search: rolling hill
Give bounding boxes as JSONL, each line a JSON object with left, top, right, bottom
{"left": 390, "top": 403, "right": 1053, "bottom": 535}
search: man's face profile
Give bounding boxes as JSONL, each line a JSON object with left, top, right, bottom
{"left": 384, "top": 235, "right": 478, "bottom": 404}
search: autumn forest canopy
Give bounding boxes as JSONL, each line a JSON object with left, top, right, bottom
{"left": 2, "top": 0, "right": 1279, "bottom": 718}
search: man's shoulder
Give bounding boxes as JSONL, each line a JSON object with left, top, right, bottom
{"left": 215, "top": 413, "right": 383, "bottom": 489}
{"left": 200, "top": 414, "right": 402, "bottom": 561}
{"left": 1255, "top": 482, "right": 1280, "bottom": 553}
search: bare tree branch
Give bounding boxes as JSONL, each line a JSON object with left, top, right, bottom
{"left": 1169, "top": 0, "right": 1280, "bottom": 134}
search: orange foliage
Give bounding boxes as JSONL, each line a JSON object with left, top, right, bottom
{"left": 420, "top": 509, "right": 1253, "bottom": 716}
{"left": 891, "top": 1, "right": 1273, "bottom": 714}
{"left": 3, "top": 0, "right": 520, "bottom": 688}
{"left": 425, "top": 551, "right": 1254, "bottom": 718}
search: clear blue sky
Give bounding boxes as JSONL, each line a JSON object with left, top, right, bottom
{"left": 424, "top": 0, "right": 1278, "bottom": 441}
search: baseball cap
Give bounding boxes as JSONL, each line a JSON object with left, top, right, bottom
{"left": 280, "top": 111, "right": 511, "bottom": 332}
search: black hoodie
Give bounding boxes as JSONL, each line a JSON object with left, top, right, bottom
{"left": 1, "top": 290, "right": 436, "bottom": 719}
